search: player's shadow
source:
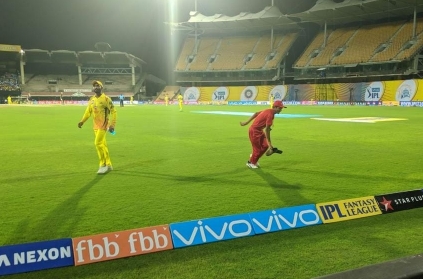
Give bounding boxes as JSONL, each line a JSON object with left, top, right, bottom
{"left": 253, "top": 169, "right": 314, "bottom": 206}
{"left": 5, "top": 176, "right": 104, "bottom": 246}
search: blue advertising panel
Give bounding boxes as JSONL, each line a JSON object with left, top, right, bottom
{"left": 228, "top": 101, "right": 257, "bottom": 105}
{"left": 0, "top": 238, "right": 74, "bottom": 276}
{"left": 170, "top": 213, "right": 255, "bottom": 248}
{"left": 249, "top": 204, "right": 322, "bottom": 235}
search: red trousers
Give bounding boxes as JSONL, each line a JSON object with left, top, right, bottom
{"left": 248, "top": 128, "right": 269, "bottom": 164}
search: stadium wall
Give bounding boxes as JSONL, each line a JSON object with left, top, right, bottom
{"left": 180, "top": 79, "right": 423, "bottom": 103}
{"left": 1, "top": 188, "right": 423, "bottom": 277}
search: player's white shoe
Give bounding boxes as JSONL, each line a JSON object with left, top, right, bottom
{"left": 246, "top": 161, "right": 259, "bottom": 169}
{"left": 249, "top": 155, "right": 260, "bottom": 167}
{"left": 97, "top": 166, "right": 109, "bottom": 174}
{"left": 107, "top": 165, "right": 113, "bottom": 171}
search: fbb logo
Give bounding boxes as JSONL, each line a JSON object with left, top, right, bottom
{"left": 72, "top": 225, "right": 173, "bottom": 265}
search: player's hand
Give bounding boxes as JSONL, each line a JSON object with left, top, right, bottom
{"left": 240, "top": 121, "right": 246, "bottom": 126}
{"left": 108, "top": 126, "right": 115, "bottom": 133}
{"left": 78, "top": 122, "right": 84, "bottom": 128}
{"left": 265, "top": 146, "right": 274, "bottom": 156}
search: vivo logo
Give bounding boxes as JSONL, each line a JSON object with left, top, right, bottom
{"left": 170, "top": 213, "right": 254, "bottom": 248}
{"left": 250, "top": 204, "right": 322, "bottom": 234}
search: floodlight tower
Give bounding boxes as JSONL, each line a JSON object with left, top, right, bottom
{"left": 270, "top": 0, "right": 275, "bottom": 52}
{"left": 194, "top": 0, "right": 198, "bottom": 54}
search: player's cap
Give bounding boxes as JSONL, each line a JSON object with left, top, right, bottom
{"left": 92, "top": 80, "right": 103, "bottom": 87}
{"left": 273, "top": 100, "right": 287, "bottom": 108}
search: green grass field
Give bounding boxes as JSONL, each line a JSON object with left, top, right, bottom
{"left": 2, "top": 104, "right": 423, "bottom": 279}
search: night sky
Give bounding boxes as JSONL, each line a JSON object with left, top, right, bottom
{"left": 0, "top": 0, "right": 316, "bottom": 82}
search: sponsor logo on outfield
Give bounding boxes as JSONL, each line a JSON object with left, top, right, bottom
{"left": 249, "top": 204, "right": 322, "bottom": 234}
{"left": 382, "top": 101, "right": 399, "bottom": 106}
{"left": 170, "top": 213, "right": 254, "bottom": 248}
{"left": 396, "top": 79, "right": 417, "bottom": 101}
{"left": 400, "top": 101, "right": 423, "bottom": 107}
{"left": 0, "top": 238, "right": 73, "bottom": 276}
{"left": 72, "top": 225, "right": 173, "bottom": 266}
{"left": 212, "top": 87, "right": 229, "bottom": 101}
{"left": 240, "top": 86, "right": 258, "bottom": 101}
{"left": 364, "top": 81, "right": 384, "bottom": 101}
{"left": 374, "top": 190, "right": 423, "bottom": 213}
{"left": 184, "top": 87, "right": 200, "bottom": 102}
{"left": 270, "top": 85, "right": 287, "bottom": 101}
{"left": 227, "top": 101, "right": 257, "bottom": 105}
{"left": 317, "top": 196, "right": 382, "bottom": 224}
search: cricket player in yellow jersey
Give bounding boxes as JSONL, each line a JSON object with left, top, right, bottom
{"left": 177, "top": 93, "right": 183, "bottom": 111}
{"left": 269, "top": 94, "right": 274, "bottom": 108}
{"left": 164, "top": 94, "right": 169, "bottom": 106}
{"left": 78, "top": 80, "right": 117, "bottom": 174}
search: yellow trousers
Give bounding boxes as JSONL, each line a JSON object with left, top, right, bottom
{"left": 94, "top": 129, "right": 112, "bottom": 167}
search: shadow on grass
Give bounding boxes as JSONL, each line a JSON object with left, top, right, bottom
{"left": 272, "top": 165, "right": 423, "bottom": 185}
{"left": 6, "top": 175, "right": 105, "bottom": 246}
{"left": 252, "top": 168, "right": 314, "bottom": 206}
{"left": 112, "top": 163, "right": 254, "bottom": 187}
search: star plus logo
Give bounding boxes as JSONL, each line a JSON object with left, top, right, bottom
{"left": 379, "top": 197, "right": 393, "bottom": 211}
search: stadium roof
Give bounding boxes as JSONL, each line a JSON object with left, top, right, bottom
{"left": 169, "top": 6, "right": 301, "bottom": 32}
{"left": 22, "top": 49, "right": 146, "bottom": 66}
{"left": 289, "top": 0, "right": 423, "bottom": 25}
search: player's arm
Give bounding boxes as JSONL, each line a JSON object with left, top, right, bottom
{"left": 240, "top": 112, "right": 259, "bottom": 126}
{"left": 108, "top": 97, "right": 117, "bottom": 130}
{"left": 263, "top": 125, "right": 273, "bottom": 149}
{"left": 78, "top": 101, "right": 92, "bottom": 128}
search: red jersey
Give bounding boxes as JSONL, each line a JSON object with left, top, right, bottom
{"left": 250, "top": 109, "right": 275, "bottom": 131}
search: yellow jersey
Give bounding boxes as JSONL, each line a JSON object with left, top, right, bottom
{"left": 178, "top": 94, "right": 183, "bottom": 103}
{"left": 81, "top": 93, "right": 116, "bottom": 130}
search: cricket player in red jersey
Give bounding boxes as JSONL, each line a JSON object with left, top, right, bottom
{"left": 78, "top": 80, "right": 117, "bottom": 174}
{"left": 240, "top": 100, "right": 286, "bottom": 169}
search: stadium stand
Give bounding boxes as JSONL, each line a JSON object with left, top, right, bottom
{"left": 295, "top": 31, "right": 327, "bottom": 68}
{"left": 188, "top": 37, "right": 220, "bottom": 71}
{"left": 175, "top": 38, "right": 196, "bottom": 71}
{"left": 266, "top": 32, "right": 298, "bottom": 69}
{"left": 170, "top": 0, "right": 423, "bottom": 86}
{"left": 210, "top": 36, "right": 258, "bottom": 70}
{"left": 332, "top": 22, "right": 403, "bottom": 65}
{"left": 13, "top": 49, "right": 149, "bottom": 100}
{"left": 308, "top": 27, "right": 357, "bottom": 66}
{"left": 0, "top": 71, "right": 20, "bottom": 91}
{"left": 1, "top": 0, "right": 423, "bottom": 102}
{"left": 244, "top": 35, "right": 275, "bottom": 70}
{"left": 155, "top": 85, "right": 180, "bottom": 102}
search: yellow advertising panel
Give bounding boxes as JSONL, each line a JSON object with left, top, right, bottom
{"left": 185, "top": 79, "right": 423, "bottom": 102}
{"left": 191, "top": 85, "right": 288, "bottom": 102}
{"left": 0, "top": 44, "right": 21, "bottom": 52}
{"left": 381, "top": 80, "right": 402, "bottom": 101}
{"left": 316, "top": 196, "right": 381, "bottom": 224}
